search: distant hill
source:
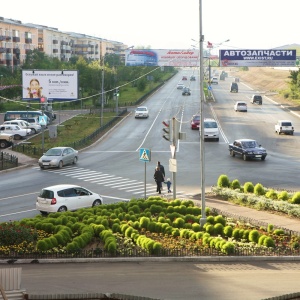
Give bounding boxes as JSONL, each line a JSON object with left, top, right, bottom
{"left": 276, "top": 44, "right": 300, "bottom": 56}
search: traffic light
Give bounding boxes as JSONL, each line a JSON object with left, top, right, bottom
{"left": 113, "top": 88, "right": 119, "bottom": 97}
{"left": 162, "top": 119, "right": 170, "bottom": 141}
{"left": 40, "top": 97, "right": 47, "bottom": 110}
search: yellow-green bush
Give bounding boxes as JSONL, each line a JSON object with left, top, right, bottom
{"left": 217, "top": 174, "right": 230, "bottom": 188}
{"left": 254, "top": 183, "right": 265, "bottom": 196}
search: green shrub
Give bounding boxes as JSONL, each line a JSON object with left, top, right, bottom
{"left": 232, "top": 228, "right": 240, "bottom": 240}
{"left": 243, "top": 182, "right": 254, "bottom": 193}
{"left": 290, "top": 192, "right": 300, "bottom": 204}
{"left": 214, "top": 223, "right": 224, "bottom": 235}
{"left": 258, "top": 235, "right": 268, "bottom": 246}
{"left": 192, "top": 223, "right": 201, "bottom": 232}
{"left": 214, "top": 215, "right": 226, "bottom": 226}
{"left": 263, "top": 237, "right": 275, "bottom": 248}
{"left": 273, "top": 229, "right": 285, "bottom": 236}
{"left": 249, "top": 230, "right": 260, "bottom": 243}
{"left": 242, "top": 230, "right": 250, "bottom": 241}
{"left": 231, "top": 179, "right": 240, "bottom": 190}
{"left": 267, "top": 224, "right": 273, "bottom": 233}
{"left": 206, "top": 216, "right": 215, "bottom": 224}
{"left": 205, "top": 224, "right": 214, "bottom": 234}
{"left": 217, "top": 174, "right": 230, "bottom": 188}
{"left": 254, "top": 183, "right": 265, "bottom": 196}
{"left": 172, "top": 218, "right": 185, "bottom": 228}
{"left": 265, "top": 189, "right": 278, "bottom": 200}
{"left": 278, "top": 191, "right": 289, "bottom": 201}
{"left": 221, "top": 242, "right": 235, "bottom": 254}
{"left": 223, "top": 225, "right": 233, "bottom": 237}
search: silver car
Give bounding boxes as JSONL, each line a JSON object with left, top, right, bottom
{"left": 38, "top": 147, "right": 79, "bottom": 169}
{"left": 234, "top": 101, "right": 247, "bottom": 112}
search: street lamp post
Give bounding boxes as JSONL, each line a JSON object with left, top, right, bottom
{"left": 198, "top": 0, "right": 206, "bottom": 227}
{"left": 101, "top": 67, "right": 104, "bottom": 127}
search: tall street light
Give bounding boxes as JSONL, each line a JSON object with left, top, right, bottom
{"left": 198, "top": 0, "right": 206, "bottom": 227}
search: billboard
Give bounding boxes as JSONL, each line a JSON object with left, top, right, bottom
{"left": 220, "top": 49, "right": 296, "bottom": 67}
{"left": 125, "top": 49, "right": 200, "bottom": 67}
{"left": 22, "top": 70, "right": 79, "bottom": 101}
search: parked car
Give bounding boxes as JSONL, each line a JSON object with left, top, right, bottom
{"left": 228, "top": 139, "right": 267, "bottom": 161}
{"left": 234, "top": 101, "right": 247, "bottom": 112}
{"left": 275, "top": 120, "right": 294, "bottom": 135}
{"left": 176, "top": 83, "right": 185, "bottom": 89}
{"left": 38, "top": 146, "right": 79, "bottom": 169}
{"left": 250, "top": 94, "right": 263, "bottom": 105}
{"left": 182, "top": 87, "right": 191, "bottom": 96}
{"left": 191, "top": 114, "right": 200, "bottom": 130}
{"left": 3, "top": 119, "right": 36, "bottom": 133}
{"left": 203, "top": 118, "right": 219, "bottom": 141}
{"left": 0, "top": 132, "right": 14, "bottom": 148}
{"left": 36, "top": 184, "right": 103, "bottom": 214}
{"left": 230, "top": 82, "right": 238, "bottom": 92}
{"left": 22, "top": 120, "right": 41, "bottom": 134}
{"left": 135, "top": 106, "right": 149, "bottom": 118}
{"left": 0, "top": 124, "right": 31, "bottom": 140}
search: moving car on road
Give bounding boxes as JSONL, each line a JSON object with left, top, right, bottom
{"left": 203, "top": 118, "right": 219, "bottom": 141}
{"left": 250, "top": 94, "right": 263, "bottom": 105}
{"left": 36, "top": 184, "right": 103, "bottom": 214}
{"left": 176, "top": 83, "right": 185, "bottom": 89}
{"left": 275, "top": 120, "right": 294, "bottom": 135}
{"left": 234, "top": 101, "right": 247, "bottom": 112}
{"left": 191, "top": 114, "right": 200, "bottom": 130}
{"left": 229, "top": 139, "right": 267, "bottom": 161}
{"left": 135, "top": 106, "right": 149, "bottom": 118}
{"left": 38, "top": 146, "right": 79, "bottom": 169}
{"left": 230, "top": 82, "right": 238, "bottom": 93}
{"left": 182, "top": 87, "right": 191, "bottom": 96}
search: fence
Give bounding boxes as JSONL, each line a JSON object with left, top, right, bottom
{"left": 0, "top": 152, "right": 18, "bottom": 171}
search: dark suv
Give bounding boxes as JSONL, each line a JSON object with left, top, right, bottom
{"left": 230, "top": 82, "right": 238, "bottom": 93}
{"left": 250, "top": 94, "right": 263, "bottom": 105}
{"left": 182, "top": 87, "right": 191, "bottom": 96}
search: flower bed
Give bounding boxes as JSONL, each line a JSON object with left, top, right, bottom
{"left": 1, "top": 196, "right": 300, "bottom": 259}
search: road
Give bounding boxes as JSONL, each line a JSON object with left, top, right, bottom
{"left": 1, "top": 70, "right": 300, "bottom": 222}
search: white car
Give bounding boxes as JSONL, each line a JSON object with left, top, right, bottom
{"left": 0, "top": 124, "right": 31, "bottom": 140}
{"left": 210, "top": 77, "right": 219, "bottom": 84}
{"left": 18, "top": 118, "right": 42, "bottom": 134}
{"left": 135, "top": 106, "right": 149, "bottom": 118}
{"left": 203, "top": 118, "right": 219, "bottom": 141}
{"left": 275, "top": 120, "right": 294, "bottom": 135}
{"left": 177, "top": 83, "right": 185, "bottom": 89}
{"left": 36, "top": 184, "right": 103, "bottom": 214}
{"left": 234, "top": 101, "right": 247, "bottom": 112}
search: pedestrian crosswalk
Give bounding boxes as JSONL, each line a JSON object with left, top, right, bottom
{"left": 33, "top": 166, "right": 191, "bottom": 198}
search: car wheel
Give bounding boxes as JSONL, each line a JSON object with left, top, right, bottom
{"left": 0, "top": 141, "right": 8, "bottom": 148}
{"left": 14, "top": 134, "right": 22, "bottom": 140}
{"left": 230, "top": 150, "right": 235, "bottom": 157}
{"left": 40, "top": 166, "right": 45, "bottom": 170}
{"left": 291, "top": 132, "right": 294, "bottom": 135}
{"left": 40, "top": 211, "right": 48, "bottom": 216}
{"left": 92, "top": 199, "right": 102, "bottom": 207}
{"left": 57, "top": 206, "right": 67, "bottom": 212}
{"left": 32, "top": 129, "right": 37, "bottom": 134}
{"left": 243, "top": 154, "right": 248, "bottom": 161}
{"left": 216, "top": 138, "right": 219, "bottom": 142}
{"left": 73, "top": 157, "right": 78, "bottom": 164}
{"left": 58, "top": 160, "right": 63, "bottom": 168}
{"left": 261, "top": 156, "right": 266, "bottom": 161}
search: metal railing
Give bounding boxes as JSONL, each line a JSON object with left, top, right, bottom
{"left": 0, "top": 151, "right": 18, "bottom": 170}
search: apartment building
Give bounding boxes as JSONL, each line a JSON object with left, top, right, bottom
{"left": 0, "top": 16, "right": 128, "bottom": 68}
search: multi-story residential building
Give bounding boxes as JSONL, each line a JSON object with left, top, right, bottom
{"left": 0, "top": 16, "right": 128, "bottom": 69}
{"left": 0, "top": 16, "right": 38, "bottom": 69}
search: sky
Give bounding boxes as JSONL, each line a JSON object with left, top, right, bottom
{"left": 2, "top": 0, "right": 300, "bottom": 52}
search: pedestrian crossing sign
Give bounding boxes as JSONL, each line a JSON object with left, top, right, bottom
{"left": 139, "top": 148, "right": 151, "bottom": 162}
{"left": 39, "top": 115, "right": 47, "bottom": 126}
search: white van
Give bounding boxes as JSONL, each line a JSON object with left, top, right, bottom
{"left": 203, "top": 118, "right": 219, "bottom": 141}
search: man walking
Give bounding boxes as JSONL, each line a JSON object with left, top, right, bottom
{"left": 154, "top": 167, "right": 164, "bottom": 194}
{"left": 157, "top": 161, "right": 165, "bottom": 190}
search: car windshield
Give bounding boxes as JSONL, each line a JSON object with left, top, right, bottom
{"left": 45, "top": 148, "right": 63, "bottom": 156}
{"left": 137, "top": 108, "right": 146, "bottom": 111}
{"left": 193, "top": 116, "right": 200, "bottom": 121}
{"left": 238, "top": 102, "right": 246, "bottom": 106}
{"left": 282, "top": 122, "right": 292, "bottom": 126}
{"left": 204, "top": 121, "right": 217, "bottom": 128}
{"left": 242, "top": 141, "right": 258, "bottom": 148}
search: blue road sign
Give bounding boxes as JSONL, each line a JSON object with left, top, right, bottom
{"left": 139, "top": 148, "right": 151, "bottom": 162}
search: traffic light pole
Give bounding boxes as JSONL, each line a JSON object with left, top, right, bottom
{"left": 172, "top": 117, "right": 176, "bottom": 199}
